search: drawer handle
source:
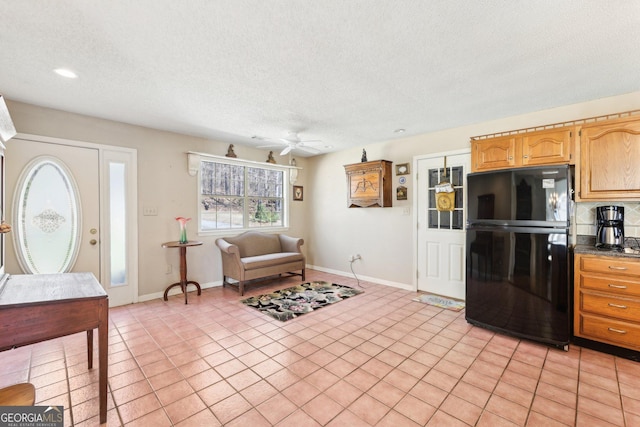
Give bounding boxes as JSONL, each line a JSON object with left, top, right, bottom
{"left": 608, "top": 284, "right": 627, "bottom": 289}
{"left": 608, "top": 303, "right": 628, "bottom": 309}
{"left": 608, "top": 327, "right": 627, "bottom": 334}
{"left": 608, "top": 266, "right": 628, "bottom": 271}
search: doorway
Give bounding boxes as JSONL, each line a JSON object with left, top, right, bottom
{"left": 5, "top": 134, "right": 138, "bottom": 306}
{"left": 415, "top": 150, "right": 470, "bottom": 300}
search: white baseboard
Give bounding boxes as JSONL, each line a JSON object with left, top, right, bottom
{"left": 306, "top": 264, "right": 414, "bottom": 291}
{"left": 137, "top": 266, "right": 414, "bottom": 303}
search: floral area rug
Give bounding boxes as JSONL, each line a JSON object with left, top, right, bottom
{"left": 412, "top": 293, "right": 466, "bottom": 311}
{"left": 241, "top": 281, "right": 364, "bottom": 321}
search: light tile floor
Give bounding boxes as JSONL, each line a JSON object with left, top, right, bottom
{"left": 1, "top": 269, "right": 639, "bottom": 426}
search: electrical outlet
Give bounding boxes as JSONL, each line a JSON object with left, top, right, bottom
{"left": 349, "top": 254, "right": 362, "bottom": 262}
{"left": 166, "top": 264, "right": 172, "bottom": 274}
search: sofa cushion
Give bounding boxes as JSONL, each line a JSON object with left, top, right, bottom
{"left": 226, "top": 231, "right": 282, "bottom": 257}
{"left": 241, "top": 252, "right": 305, "bottom": 270}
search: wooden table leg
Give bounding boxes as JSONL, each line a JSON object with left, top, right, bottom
{"left": 163, "top": 282, "right": 182, "bottom": 301}
{"left": 98, "top": 299, "right": 108, "bottom": 424}
{"left": 163, "top": 245, "right": 201, "bottom": 304}
{"left": 87, "top": 330, "right": 93, "bottom": 369}
{"left": 179, "top": 246, "right": 188, "bottom": 304}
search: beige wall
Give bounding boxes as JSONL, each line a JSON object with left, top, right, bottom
{"left": 5, "top": 91, "right": 640, "bottom": 297}
{"left": 306, "top": 91, "right": 640, "bottom": 287}
{"left": 4, "top": 100, "right": 310, "bottom": 298}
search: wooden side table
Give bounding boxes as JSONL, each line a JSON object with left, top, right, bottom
{"left": 162, "top": 240, "right": 203, "bottom": 304}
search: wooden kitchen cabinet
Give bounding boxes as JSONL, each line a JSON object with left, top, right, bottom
{"left": 574, "top": 253, "right": 640, "bottom": 351}
{"left": 344, "top": 160, "right": 392, "bottom": 208}
{"left": 579, "top": 116, "right": 640, "bottom": 200}
{"left": 471, "top": 127, "right": 573, "bottom": 172}
{"left": 471, "top": 135, "right": 518, "bottom": 171}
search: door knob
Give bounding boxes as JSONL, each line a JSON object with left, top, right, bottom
{"left": 89, "top": 239, "right": 97, "bottom": 245}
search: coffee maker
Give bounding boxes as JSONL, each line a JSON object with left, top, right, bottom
{"left": 596, "top": 206, "right": 624, "bottom": 249}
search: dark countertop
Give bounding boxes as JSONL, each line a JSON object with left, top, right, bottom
{"left": 574, "top": 235, "right": 640, "bottom": 258}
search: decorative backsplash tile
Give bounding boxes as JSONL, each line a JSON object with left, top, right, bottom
{"left": 576, "top": 202, "right": 640, "bottom": 237}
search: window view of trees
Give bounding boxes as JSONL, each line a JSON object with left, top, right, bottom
{"left": 200, "top": 160, "right": 284, "bottom": 230}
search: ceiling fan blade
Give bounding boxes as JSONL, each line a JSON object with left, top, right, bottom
{"left": 257, "top": 144, "right": 283, "bottom": 149}
{"left": 280, "top": 146, "right": 292, "bottom": 155}
{"left": 298, "top": 146, "right": 321, "bottom": 154}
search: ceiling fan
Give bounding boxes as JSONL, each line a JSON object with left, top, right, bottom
{"left": 257, "top": 132, "right": 324, "bottom": 156}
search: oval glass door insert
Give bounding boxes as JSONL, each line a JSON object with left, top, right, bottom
{"left": 14, "top": 157, "right": 81, "bottom": 273}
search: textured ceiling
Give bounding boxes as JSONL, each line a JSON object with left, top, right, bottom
{"left": 1, "top": 1, "right": 639, "bottom": 156}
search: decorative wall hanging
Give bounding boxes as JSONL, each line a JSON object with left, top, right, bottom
{"left": 293, "top": 185, "right": 304, "bottom": 201}
{"left": 397, "top": 186, "right": 407, "bottom": 200}
{"left": 435, "top": 156, "right": 455, "bottom": 211}
{"left": 289, "top": 158, "right": 298, "bottom": 184}
{"left": 344, "top": 160, "right": 393, "bottom": 207}
{"left": 395, "top": 163, "right": 410, "bottom": 175}
{"left": 435, "top": 182, "right": 455, "bottom": 211}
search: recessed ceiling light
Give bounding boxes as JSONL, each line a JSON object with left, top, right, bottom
{"left": 53, "top": 68, "right": 78, "bottom": 79}
{"left": 394, "top": 128, "right": 406, "bottom": 134}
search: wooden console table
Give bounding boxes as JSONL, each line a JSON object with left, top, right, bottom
{"left": 162, "top": 240, "right": 203, "bottom": 304}
{"left": 0, "top": 272, "right": 108, "bottom": 424}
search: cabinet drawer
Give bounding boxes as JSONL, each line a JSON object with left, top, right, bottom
{"left": 579, "top": 256, "right": 640, "bottom": 277}
{"left": 580, "top": 291, "right": 640, "bottom": 322}
{"left": 578, "top": 313, "right": 640, "bottom": 350}
{"left": 579, "top": 274, "right": 640, "bottom": 297}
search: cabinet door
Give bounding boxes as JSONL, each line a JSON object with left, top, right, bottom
{"left": 580, "top": 117, "right": 640, "bottom": 200}
{"left": 347, "top": 169, "right": 382, "bottom": 207}
{"left": 522, "top": 128, "right": 573, "bottom": 166}
{"left": 471, "top": 135, "right": 518, "bottom": 172}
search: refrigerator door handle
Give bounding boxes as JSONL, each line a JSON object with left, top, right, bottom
{"left": 467, "top": 225, "right": 568, "bottom": 234}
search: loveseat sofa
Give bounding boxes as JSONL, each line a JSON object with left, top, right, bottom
{"left": 215, "top": 231, "right": 305, "bottom": 295}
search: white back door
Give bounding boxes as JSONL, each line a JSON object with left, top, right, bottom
{"left": 416, "top": 151, "right": 470, "bottom": 300}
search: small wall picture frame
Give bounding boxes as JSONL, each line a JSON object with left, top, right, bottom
{"left": 396, "top": 186, "right": 407, "bottom": 200}
{"left": 395, "top": 163, "right": 410, "bottom": 175}
{"left": 293, "top": 185, "right": 304, "bottom": 201}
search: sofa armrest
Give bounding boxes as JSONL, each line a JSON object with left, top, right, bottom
{"left": 279, "top": 234, "right": 304, "bottom": 253}
{"left": 216, "top": 238, "right": 244, "bottom": 280}
{"left": 216, "top": 238, "right": 240, "bottom": 256}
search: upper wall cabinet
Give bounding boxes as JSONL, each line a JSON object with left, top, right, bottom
{"left": 471, "top": 135, "right": 518, "bottom": 171}
{"left": 344, "top": 160, "right": 392, "bottom": 208}
{"left": 579, "top": 116, "right": 640, "bottom": 200}
{"left": 471, "top": 127, "right": 574, "bottom": 172}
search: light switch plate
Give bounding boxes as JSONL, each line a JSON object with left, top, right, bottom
{"left": 143, "top": 207, "right": 158, "bottom": 216}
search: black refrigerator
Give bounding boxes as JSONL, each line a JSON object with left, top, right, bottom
{"left": 465, "top": 165, "right": 573, "bottom": 349}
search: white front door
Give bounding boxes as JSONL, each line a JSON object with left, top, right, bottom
{"left": 6, "top": 138, "right": 100, "bottom": 277}
{"left": 416, "top": 151, "right": 470, "bottom": 300}
{"left": 5, "top": 135, "right": 138, "bottom": 306}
